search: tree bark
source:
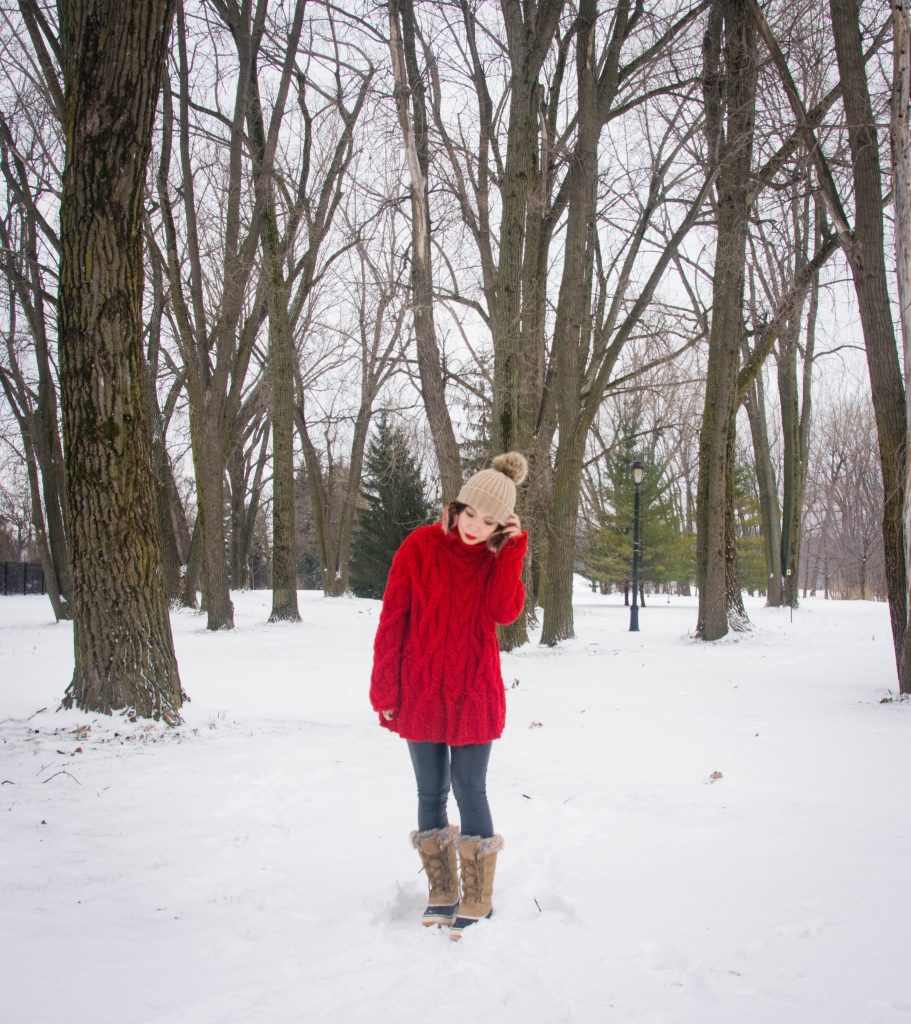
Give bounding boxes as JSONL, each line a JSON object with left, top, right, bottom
{"left": 229, "top": 415, "right": 269, "bottom": 589}
{"left": 156, "top": 1, "right": 271, "bottom": 630}
{"left": 494, "top": 1, "right": 564, "bottom": 649}
{"left": 778, "top": 312, "right": 804, "bottom": 608}
{"left": 894, "top": 0, "right": 911, "bottom": 693}
{"left": 58, "top": 0, "right": 183, "bottom": 721}
{"left": 749, "top": 0, "right": 906, "bottom": 683}
{"left": 744, "top": 377, "right": 782, "bottom": 605}
{"left": 830, "top": 0, "right": 908, "bottom": 689}
{"left": 245, "top": 2, "right": 304, "bottom": 623}
{"left": 696, "top": 0, "right": 757, "bottom": 640}
{"left": 388, "top": 0, "right": 462, "bottom": 502}
{"left": 144, "top": 240, "right": 187, "bottom": 604}
{"left": 540, "top": 0, "right": 599, "bottom": 646}
{"left": 190, "top": 394, "right": 234, "bottom": 629}
{"left": 724, "top": 431, "right": 749, "bottom": 629}
{"left": 0, "top": 182, "right": 73, "bottom": 617}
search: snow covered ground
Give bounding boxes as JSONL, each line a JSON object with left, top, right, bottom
{"left": 1, "top": 586, "right": 909, "bottom": 1024}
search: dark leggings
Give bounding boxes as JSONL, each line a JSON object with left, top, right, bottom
{"left": 407, "top": 741, "right": 493, "bottom": 838}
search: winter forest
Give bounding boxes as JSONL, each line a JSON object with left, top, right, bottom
{"left": 2, "top": 2, "right": 911, "bottom": 1019}
{"left": 2, "top": 0, "right": 910, "bottom": 721}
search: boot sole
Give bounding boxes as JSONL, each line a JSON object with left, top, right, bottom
{"left": 449, "top": 909, "right": 493, "bottom": 940}
{"left": 421, "top": 902, "right": 459, "bottom": 927}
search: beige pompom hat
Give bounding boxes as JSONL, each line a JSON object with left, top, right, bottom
{"left": 456, "top": 452, "right": 528, "bottom": 524}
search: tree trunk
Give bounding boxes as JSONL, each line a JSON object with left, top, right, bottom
{"left": 830, "top": 0, "right": 908, "bottom": 690}
{"left": 744, "top": 377, "right": 782, "bottom": 605}
{"left": 696, "top": 0, "right": 757, "bottom": 640}
{"left": 228, "top": 448, "right": 247, "bottom": 588}
{"left": 491, "top": 2, "right": 562, "bottom": 650}
{"left": 388, "top": 0, "right": 462, "bottom": 501}
{"left": 180, "top": 518, "right": 202, "bottom": 609}
{"left": 725, "top": 431, "right": 750, "bottom": 629}
{"left": 261, "top": 219, "right": 299, "bottom": 619}
{"left": 295, "top": 400, "right": 340, "bottom": 597}
{"left": 0, "top": 209, "right": 74, "bottom": 616}
{"left": 245, "top": 3, "right": 304, "bottom": 623}
{"left": 778, "top": 314, "right": 803, "bottom": 608}
{"left": 22, "top": 431, "right": 68, "bottom": 620}
{"left": 150, "top": 422, "right": 182, "bottom": 603}
{"left": 893, "top": 0, "right": 911, "bottom": 693}
{"left": 155, "top": 0, "right": 271, "bottom": 629}
{"left": 144, "top": 249, "right": 183, "bottom": 604}
{"left": 58, "top": 0, "right": 183, "bottom": 721}
{"left": 791, "top": 205, "right": 821, "bottom": 607}
{"left": 540, "top": 0, "right": 598, "bottom": 647}
{"left": 230, "top": 420, "right": 269, "bottom": 590}
{"left": 333, "top": 397, "right": 374, "bottom": 594}
{"left": 540, "top": 432, "right": 587, "bottom": 646}
{"left": 191, "top": 395, "right": 234, "bottom": 629}
{"left": 438, "top": 1, "right": 563, "bottom": 649}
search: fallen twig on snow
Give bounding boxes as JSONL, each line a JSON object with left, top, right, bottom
{"left": 41, "top": 770, "right": 81, "bottom": 785}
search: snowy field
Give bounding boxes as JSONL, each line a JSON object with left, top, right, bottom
{"left": 1, "top": 585, "right": 909, "bottom": 1024}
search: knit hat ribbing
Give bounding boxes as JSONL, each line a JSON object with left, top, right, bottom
{"left": 456, "top": 452, "right": 528, "bottom": 524}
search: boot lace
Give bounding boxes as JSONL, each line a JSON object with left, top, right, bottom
{"left": 460, "top": 854, "right": 483, "bottom": 900}
{"left": 423, "top": 848, "right": 454, "bottom": 895}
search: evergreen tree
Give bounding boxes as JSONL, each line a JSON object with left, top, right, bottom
{"left": 583, "top": 432, "right": 695, "bottom": 592}
{"left": 733, "top": 460, "right": 767, "bottom": 596}
{"left": 456, "top": 380, "right": 493, "bottom": 478}
{"left": 349, "top": 415, "right": 434, "bottom": 598}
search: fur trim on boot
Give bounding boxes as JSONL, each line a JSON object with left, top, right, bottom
{"left": 450, "top": 833, "right": 503, "bottom": 940}
{"left": 411, "top": 825, "right": 460, "bottom": 926}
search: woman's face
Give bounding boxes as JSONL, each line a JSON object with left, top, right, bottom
{"left": 456, "top": 505, "right": 499, "bottom": 545}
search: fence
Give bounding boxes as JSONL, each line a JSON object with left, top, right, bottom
{"left": 1, "top": 562, "right": 46, "bottom": 596}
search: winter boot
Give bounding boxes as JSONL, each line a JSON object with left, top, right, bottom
{"left": 450, "top": 834, "right": 503, "bottom": 940}
{"left": 411, "top": 824, "right": 460, "bottom": 926}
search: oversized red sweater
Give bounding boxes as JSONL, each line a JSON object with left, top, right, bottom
{"left": 369, "top": 523, "right": 528, "bottom": 746}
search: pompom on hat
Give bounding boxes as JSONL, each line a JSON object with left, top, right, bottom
{"left": 456, "top": 452, "right": 528, "bottom": 525}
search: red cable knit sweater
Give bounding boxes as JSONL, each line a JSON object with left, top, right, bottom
{"left": 369, "top": 523, "right": 528, "bottom": 746}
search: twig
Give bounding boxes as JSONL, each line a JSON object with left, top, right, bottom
{"left": 41, "top": 770, "right": 81, "bottom": 785}
{"left": 0, "top": 706, "right": 47, "bottom": 725}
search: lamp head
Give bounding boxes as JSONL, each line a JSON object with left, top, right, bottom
{"left": 632, "top": 460, "right": 645, "bottom": 486}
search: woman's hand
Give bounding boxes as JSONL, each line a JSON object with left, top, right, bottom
{"left": 382, "top": 709, "right": 395, "bottom": 721}
{"left": 501, "top": 513, "right": 522, "bottom": 540}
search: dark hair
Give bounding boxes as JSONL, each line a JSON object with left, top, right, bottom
{"left": 442, "top": 501, "right": 511, "bottom": 554}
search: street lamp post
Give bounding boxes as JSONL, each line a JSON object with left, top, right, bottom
{"left": 629, "top": 460, "right": 644, "bottom": 632}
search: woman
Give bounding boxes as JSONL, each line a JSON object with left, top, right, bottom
{"left": 369, "top": 452, "right": 528, "bottom": 939}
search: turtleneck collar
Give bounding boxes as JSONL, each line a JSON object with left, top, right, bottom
{"left": 438, "top": 521, "right": 492, "bottom": 559}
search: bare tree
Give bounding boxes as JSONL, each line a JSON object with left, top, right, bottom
{"left": 153, "top": 0, "right": 279, "bottom": 630}
{"left": 0, "top": 4, "right": 71, "bottom": 618}
{"left": 246, "top": 0, "right": 306, "bottom": 621}
{"left": 58, "top": 0, "right": 183, "bottom": 721}
{"left": 743, "top": 184, "right": 825, "bottom": 608}
{"left": 750, "top": 0, "right": 907, "bottom": 686}
{"left": 417, "top": 0, "right": 713, "bottom": 645}
{"left": 893, "top": 0, "right": 911, "bottom": 689}
{"left": 803, "top": 393, "right": 886, "bottom": 601}
{"left": 294, "top": 194, "right": 409, "bottom": 596}
{"left": 388, "top": 0, "right": 462, "bottom": 501}
{"left": 693, "top": 0, "right": 758, "bottom": 639}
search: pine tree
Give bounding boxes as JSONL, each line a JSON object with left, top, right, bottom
{"left": 349, "top": 416, "right": 433, "bottom": 598}
{"left": 583, "top": 433, "right": 694, "bottom": 593}
{"left": 733, "top": 460, "right": 767, "bottom": 596}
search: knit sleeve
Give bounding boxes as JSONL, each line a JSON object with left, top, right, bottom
{"left": 369, "top": 534, "right": 416, "bottom": 712}
{"left": 486, "top": 531, "right": 528, "bottom": 625}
